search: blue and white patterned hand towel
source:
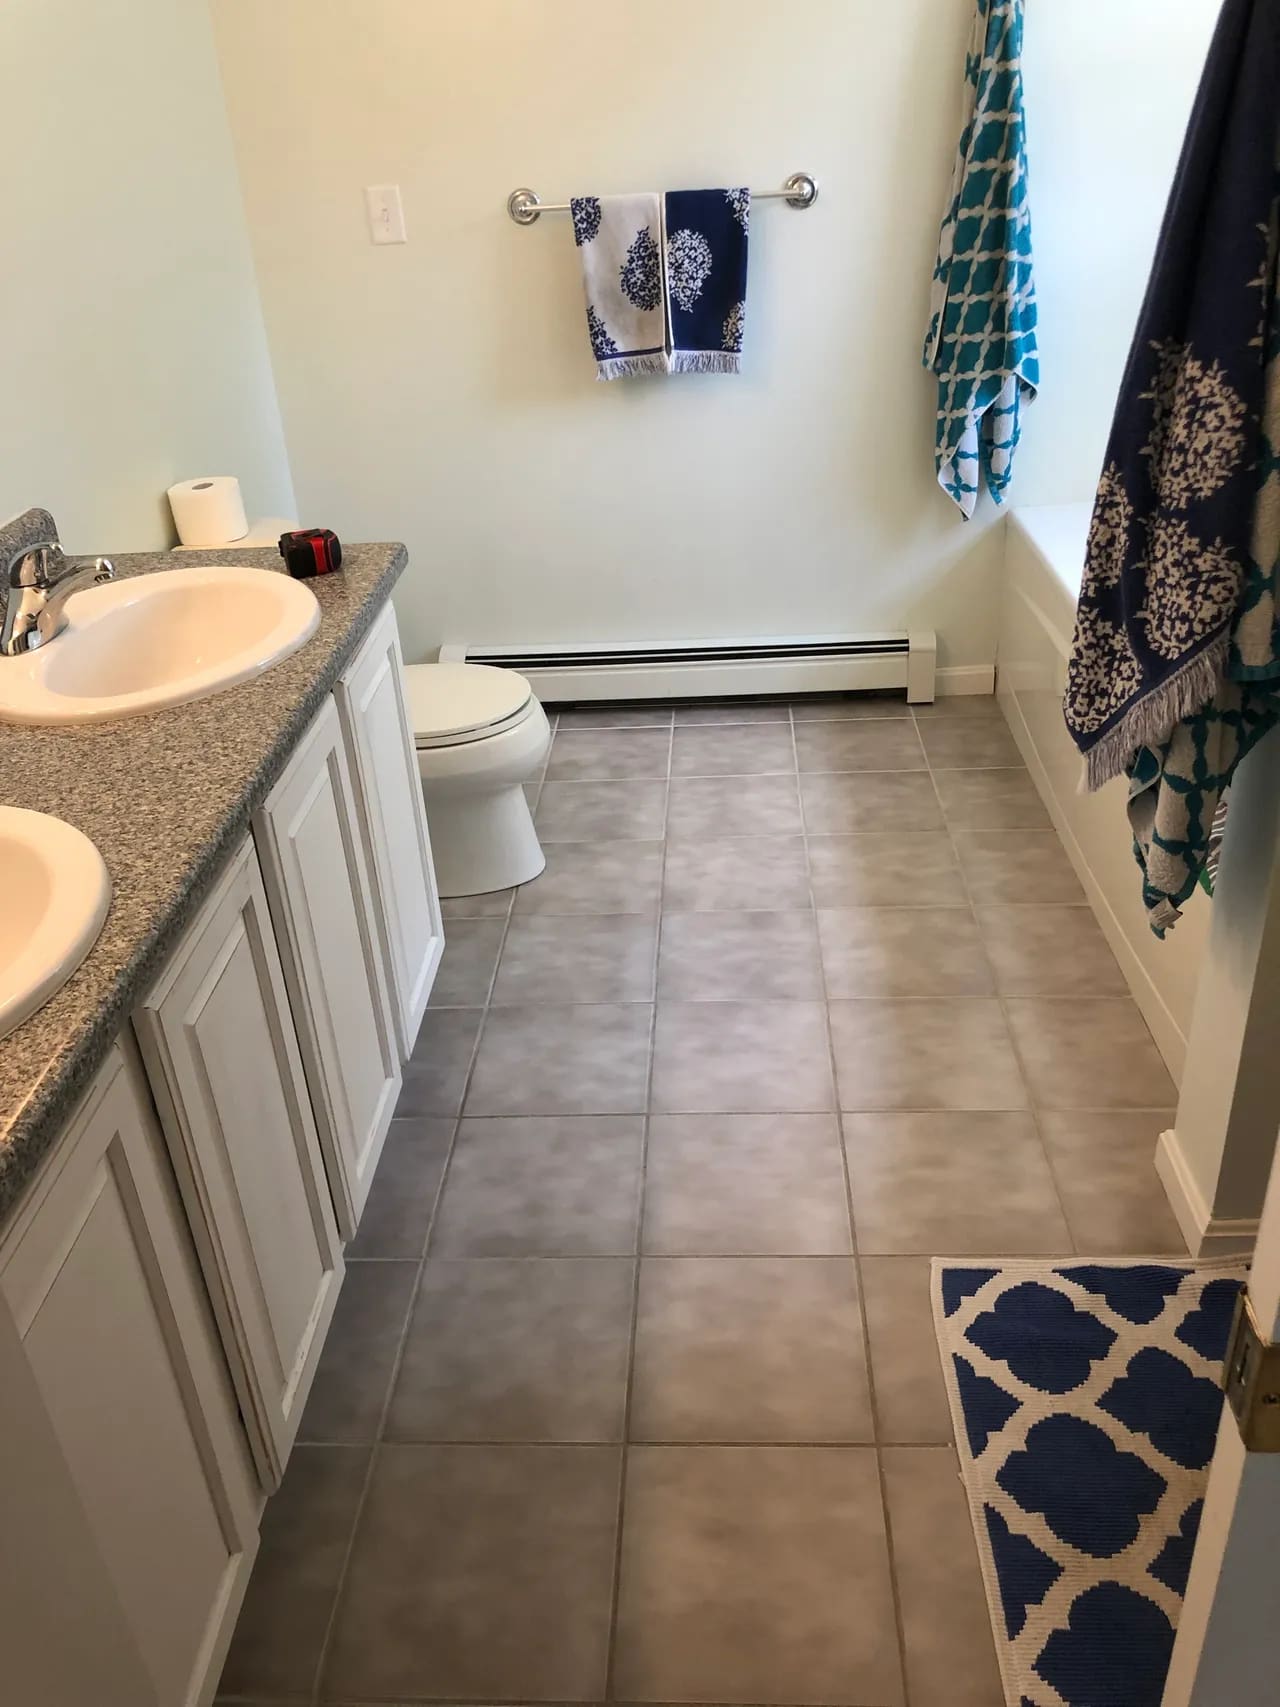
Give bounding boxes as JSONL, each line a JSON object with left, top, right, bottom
{"left": 924, "top": 0, "right": 1039, "bottom": 518}
{"left": 665, "top": 188, "right": 750, "bottom": 374}
{"left": 570, "top": 193, "right": 670, "bottom": 380}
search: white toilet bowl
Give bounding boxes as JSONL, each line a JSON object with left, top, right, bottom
{"left": 404, "top": 661, "right": 550, "bottom": 897}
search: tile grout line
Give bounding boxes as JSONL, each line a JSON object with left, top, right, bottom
{"left": 430, "top": 993, "right": 1161, "bottom": 1012}
{"left": 384, "top": 1099, "right": 1174, "bottom": 1116}
{"left": 601, "top": 706, "right": 673, "bottom": 1702}
{"left": 789, "top": 702, "right": 917, "bottom": 1707}
{"left": 911, "top": 706, "right": 1080, "bottom": 1261}
{"left": 328, "top": 1243, "right": 1112, "bottom": 1264}
{"left": 294, "top": 1434, "right": 936, "bottom": 1452}
{"left": 305, "top": 862, "right": 523, "bottom": 1705}
{"left": 272, "top": 1697, "right": 904, "bottom": 1707}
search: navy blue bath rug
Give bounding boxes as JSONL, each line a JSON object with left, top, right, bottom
{"left": 932, "top": 1257, "right": 1245, "bottom": 1707}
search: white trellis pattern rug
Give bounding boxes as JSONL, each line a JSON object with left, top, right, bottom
{"left": 932, "top": 1257, "right": 1245, "bottom": 1707}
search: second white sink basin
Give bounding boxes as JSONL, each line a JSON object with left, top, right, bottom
{"left": 0, "top": 807, "right": 111, "bottom": 1041}
{"left": 0, "top": 565, "right": 320, "bottom": 725}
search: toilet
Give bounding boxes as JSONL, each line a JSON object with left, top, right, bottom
{"left": 403, "top": 661, "right": 551, "bottom": 897}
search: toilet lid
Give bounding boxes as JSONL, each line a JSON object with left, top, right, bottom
{"left": 407, "top": 661, "right": 534, "bottom": 745}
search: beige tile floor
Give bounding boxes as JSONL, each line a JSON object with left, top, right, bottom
{"left": 216, "top": 693, "right": 1185, "bottom": 1707}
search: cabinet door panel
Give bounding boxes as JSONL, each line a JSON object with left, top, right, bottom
{"left": 336, "top": 601, "right": 443, "bottom": 1058}
{"left": 0, "top": 1046, "right": 258, "bottom": 1707}
{"left": 0, "top": 1285, "right": 159, "bottom": 1707}
{"left": 255, "top": 696, "right": 401, "bottom": 1237}
{"left": 136, "top": 837, "right": 343, "bottom": 1485}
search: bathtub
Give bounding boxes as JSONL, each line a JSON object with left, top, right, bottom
{"left": 997, "top": 504, "right": 1207, "bottom": 1083}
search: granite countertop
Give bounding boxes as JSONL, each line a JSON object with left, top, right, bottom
{"left": 0, "top": 528, "right": 408, "bottom": 1228}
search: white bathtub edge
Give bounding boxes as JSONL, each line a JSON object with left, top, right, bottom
{"left": 998, "top": 682, "right": 1190, "bottom": 1081}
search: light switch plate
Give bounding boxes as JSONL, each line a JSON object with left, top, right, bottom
{"left": 365, "top": 185, "right": 407, "bottom": 244}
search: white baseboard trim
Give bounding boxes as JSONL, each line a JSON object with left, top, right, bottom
{"left": 998, "top": 688, "right": 1189, "bottom": 1082}
{"left": 1155, "top": 1128, "right": 1259, "bottom": 1257}
{"left": 935, "top": 664, "right": 996, "bottom": 697}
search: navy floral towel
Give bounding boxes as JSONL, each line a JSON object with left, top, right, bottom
{"left": 570, "top": 192, "right": 669, "bottom": 380}
{"left": 570, "top": 187, "right": 750, "bottom": 379}
{"left": 665, "top": 188, "right": 750, "bottom": 374}
{"left": 1063, "top": 0, "right": 1280, "bottom": 932}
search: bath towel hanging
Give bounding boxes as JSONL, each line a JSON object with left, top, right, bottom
{"left": 1063, "top": 0, "right": 1280, "bottom": 934}
{"left": 570, "top": 188, "right": 752, "bottom": 379}
{"left": 665, "top": 188, "right": 751, "bottom": 374}
{"left": 924, "top": 0, "right": 1038, "bottom": 518}
{"left": 570, "top": 192, "right": 671, "bottom": 379}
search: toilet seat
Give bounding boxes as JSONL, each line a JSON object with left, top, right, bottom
{"left": 406, "top": 662, "right": 534, "bottom": 749}
{"left": 405, "top": 662, "right": 551, "bottom": 898}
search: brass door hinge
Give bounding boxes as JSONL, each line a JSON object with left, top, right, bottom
{"left": 1222, "top": 1291, "right": 1280, "bottom": 1452}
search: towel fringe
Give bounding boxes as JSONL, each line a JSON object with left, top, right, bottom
{"left": 1083, "top": 636, "right": 1228, "bottom": 792}
{"left": 670, "top": 350, "right": 742, "bottom": 375}
{"left": 596, "top": 353, "right": 670, "bottom": 382}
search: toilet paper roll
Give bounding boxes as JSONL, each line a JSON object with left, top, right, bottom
{"left": 167, "top": 476, "right": 249, "bottom": 547}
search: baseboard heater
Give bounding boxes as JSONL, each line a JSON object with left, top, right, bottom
{"left": 439, "top": 630, "right": 937, "bottom": 705}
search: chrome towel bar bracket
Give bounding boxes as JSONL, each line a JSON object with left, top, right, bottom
{"left": 507, "top": 172, "right": 818, "bottom": 225}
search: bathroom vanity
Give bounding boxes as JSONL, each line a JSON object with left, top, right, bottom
{"left": 0, "top": 537, "right": 443, "bottom": 1707}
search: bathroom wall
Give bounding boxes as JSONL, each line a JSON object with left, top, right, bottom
{"left": 0, "top": 0, "right": 294, "bottom": 552}
{"left": 1014, "top": 2, "right": 1217, "bottom": 504}
{"left": 209, "top": 0, "right": 1213, "bottom": 670}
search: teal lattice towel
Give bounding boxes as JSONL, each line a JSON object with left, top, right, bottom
{"left": 925, "top": 0, "right": 1039, "bottom": 518}
{"left": 570, "top": 193, "right": 670, "bottom": 380}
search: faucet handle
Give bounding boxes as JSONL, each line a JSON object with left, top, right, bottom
{"left": 4, "top": 537, "right": 62, "bottom": 588}
{"left": 5, "top": 542, "right": 114, "bottom": 592}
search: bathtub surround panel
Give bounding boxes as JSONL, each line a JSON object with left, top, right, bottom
{"left": 999, "top": 508, "right": 1209, "bottom": 1080}
{"left": 218, "top": 691, "right": 1189, "bottom": 1706}
{"left": 1000, "top": 509, "right": 1280, "bottom": 1258}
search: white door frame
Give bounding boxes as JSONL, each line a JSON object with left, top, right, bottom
{"left": 1161, "top": 1115, "right": 1280, "bottom": 1705}
{"left": 1161, "top": 735, "right": 1280, "bottom": 1704}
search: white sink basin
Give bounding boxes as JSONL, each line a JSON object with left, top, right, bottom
{"left": 0, "top": 807, "right": 111, "bottom": 1041}
{"left": 0, "top": 565, "right": 320, "bottom": 724}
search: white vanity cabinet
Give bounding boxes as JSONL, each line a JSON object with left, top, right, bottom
{"left": 134, "top": 836, "right": 344, "bottom": 1488}
{"left": 0, "top": 1043, "right": 260, "bottom": 1707}
{"left": 254, "top": 694, "right": 402, "bottom": 1238}
{"left": 0, "top": 590, "right": 442, "bottom": 1705}
{"left": 335, "top": 601, "right": 444, "bottom": 1059}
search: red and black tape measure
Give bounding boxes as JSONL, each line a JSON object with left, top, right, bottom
{"left": 278, "top": 527, "right": 342, "bottom": 579}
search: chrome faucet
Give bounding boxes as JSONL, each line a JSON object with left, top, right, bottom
{"left": 0, "top": 536, "right": 115, "bottom": 656}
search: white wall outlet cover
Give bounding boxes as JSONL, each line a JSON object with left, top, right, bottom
{"left": 364, "top": 185, "right": 406, "bottom": 244}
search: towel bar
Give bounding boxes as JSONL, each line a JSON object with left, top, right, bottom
{"left": 507, "top": 172, "right": 818, "bottom": 226}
